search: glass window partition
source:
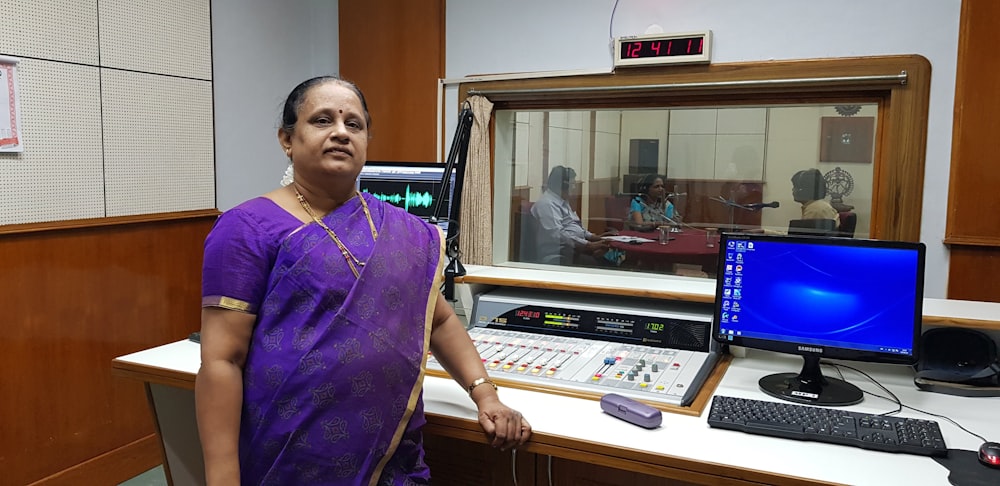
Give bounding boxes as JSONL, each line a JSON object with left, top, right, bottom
{"left": 494, "top": 104, "right": 878, "bottom": 279}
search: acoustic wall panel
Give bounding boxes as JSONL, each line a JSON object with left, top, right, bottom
{"left": 98, "top": 0, "right": 212, "bottom": 80}
{"left": 0, "top": 0, "right": 99, "bottom": 65}
{"left": 101, "top": 70, "right": 214, "bottom": 216}
{"left": 0, "top": 59, "right": 105, "bottom": 225}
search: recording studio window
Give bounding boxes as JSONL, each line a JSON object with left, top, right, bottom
{"left": 492, "top": 104, "right": 878, "bottom": 279}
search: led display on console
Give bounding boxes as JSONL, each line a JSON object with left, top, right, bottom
{"left": 482, "top": 303, "right": 704, "bottom": 351}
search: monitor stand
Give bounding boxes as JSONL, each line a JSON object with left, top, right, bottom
{"left": 758, "top": 355, "right": 863, "bottom": 406}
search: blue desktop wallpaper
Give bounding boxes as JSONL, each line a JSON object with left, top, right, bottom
{"left": 719, "top": 240, "right": 921, "bottom": 355}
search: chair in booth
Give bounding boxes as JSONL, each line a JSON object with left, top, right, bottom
{"left": 837, "top": 211, "right": 858, "bottom": 238}
{"left": 603, "top": 195, "right": 632, "bottom": 231}
{"left": 788, "top": 218, "right": 838, "bottom": 236}
{"left": 516, "top": 201, "right": 541, "bottom": 263}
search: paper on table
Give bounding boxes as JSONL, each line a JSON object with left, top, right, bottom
{"left": 603, "top": 235, "right": 656, "bottom": 243}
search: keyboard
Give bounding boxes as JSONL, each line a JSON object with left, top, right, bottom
{"left": 707, "top": 395, "right": 948, "bottom": 457}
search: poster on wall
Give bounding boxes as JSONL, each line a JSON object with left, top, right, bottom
{"left": 0, "top": 55, "right": 23, "bottom": 153}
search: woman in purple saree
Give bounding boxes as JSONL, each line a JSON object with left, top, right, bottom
{"left": 196, "top": 77, "right": 530, "bottom": 486}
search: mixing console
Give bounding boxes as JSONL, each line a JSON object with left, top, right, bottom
{"left": 428, "top": 288, "right": 721, "bottom": 407}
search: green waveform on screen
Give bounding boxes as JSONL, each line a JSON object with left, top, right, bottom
{"left": 364, "top": 185, "right": 435, "bottom": 211}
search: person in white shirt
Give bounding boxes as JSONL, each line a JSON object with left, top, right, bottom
{"left": 531, "top": 166, "right": 620, "bottom": 266}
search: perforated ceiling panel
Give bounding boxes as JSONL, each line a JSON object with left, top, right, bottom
{"left": 98, "top": 0, "right": 212, "bottom": 80}
{"left": 102, "top": 69, "right": 215, "bottom": 216}
{"left": 0, "top": 0, "right": 99, "bottom": 64}
{"left": 0, "top": 59, "right": 104, "bottom": 225}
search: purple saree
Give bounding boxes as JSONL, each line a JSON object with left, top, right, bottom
{"left": 202, "top": 193, "right": 444, "bottom": 485}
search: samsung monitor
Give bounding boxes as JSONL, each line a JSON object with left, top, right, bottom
{"left": 712, "top": 233, "right": 926, "bottom": 406}
{"left": 358, "top": 161, "right": 458, "bottom": 234}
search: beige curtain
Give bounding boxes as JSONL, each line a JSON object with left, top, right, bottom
{"left": 458, "top": 95, "right": 494, "bottom": 266}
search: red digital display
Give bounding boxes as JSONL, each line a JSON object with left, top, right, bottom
{"left": 620, "top": 36, "right": 705, "bottom": 60}
{"left": 515, "top": 309, "right": 541, "bottom": 319}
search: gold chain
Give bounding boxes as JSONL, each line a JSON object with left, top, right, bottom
{"left": 293, "top": 185, "right": 378, "bottom": 278}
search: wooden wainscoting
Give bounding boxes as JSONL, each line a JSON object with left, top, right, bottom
{"left": 586, "top": 177, "right": 621, "bottom": 233}
{"left": 668, "top": 179, "right": 764, "bottom": 229}
{"left": 1, "top": 214, "right": 216, "bottom": 485}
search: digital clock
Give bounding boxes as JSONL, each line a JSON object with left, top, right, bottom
{"left": 614, "top": 31, "right": 712, "bottom": 68}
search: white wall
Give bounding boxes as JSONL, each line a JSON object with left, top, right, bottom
{"left": 211, "top": 0, "right": 339, "bottom": 210}
{"left": 446, "top": 0, "right": 961, "bottom": 298}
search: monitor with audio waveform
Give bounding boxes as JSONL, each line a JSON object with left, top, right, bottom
{"left": 358, "top": 161, "right": 457, "bottom": 233}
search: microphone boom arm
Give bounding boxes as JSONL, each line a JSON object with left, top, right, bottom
{"left": 432, "top": 105, "right": 474, "bottom": 300}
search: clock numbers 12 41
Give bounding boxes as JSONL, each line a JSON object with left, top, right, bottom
{"left": 623, "top": 37, "right": 704, "bottom": 59}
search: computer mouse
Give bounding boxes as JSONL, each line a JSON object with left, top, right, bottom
{"left": 979, "top": 441, "right": 1000, "bottom": 468}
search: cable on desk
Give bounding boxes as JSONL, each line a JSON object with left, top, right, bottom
{"left": 510, "top": 449, "right": 517, "bottom": 486}
{"left": 547, "top": 454, "right": 553, "bottom": 486}
{"left": 823, "top": 361, "right": 902, "bottom": 415}
{"left": 824, "top": 361, "right": 988, "bottom": 444}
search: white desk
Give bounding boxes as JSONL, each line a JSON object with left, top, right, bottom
{"left": 113, "top": 340, "right": 1000, "bottom": 486}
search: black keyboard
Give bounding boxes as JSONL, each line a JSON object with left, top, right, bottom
{"left": 707, "top": 395, "right": 948, "bottom": 457}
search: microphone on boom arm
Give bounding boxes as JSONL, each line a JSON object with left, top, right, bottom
{"left": 743, "top": 201, "right": 780, "bottom": 211}
{"left": 711, "top": 196, "right": 780, "bottom": 211}
{"left": 430, "top": 103, "right": 474, "bottom": 301}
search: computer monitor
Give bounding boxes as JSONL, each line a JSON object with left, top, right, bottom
{"left": 357, "top": 161, "right": 458, "bottom": 234}
{"left": 712, "top": 233, "right": 926, "bottom": 406}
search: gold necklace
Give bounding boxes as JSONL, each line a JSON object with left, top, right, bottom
{"left": 293, "top": 185, "right": 378, "bottom": 278}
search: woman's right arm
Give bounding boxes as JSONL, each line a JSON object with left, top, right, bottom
{"left": 195, "top": 307, "right": 255, "bottom": 486}
{"left": 629, "top": 198, "right": 659, "bottom": 231}
{"left": 629, "top": 209, "right": 645, "bottom": 227}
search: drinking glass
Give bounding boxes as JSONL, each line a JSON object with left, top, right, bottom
{"left": 705, "top": 227, "right": 718, "bottom": 247}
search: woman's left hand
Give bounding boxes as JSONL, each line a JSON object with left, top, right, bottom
{"left": 475, "top": 395, "right": 532, "bottom": 450}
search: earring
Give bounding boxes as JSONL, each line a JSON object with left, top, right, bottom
{"left": 281, "top": 163, "right": 295, "bottom": 187}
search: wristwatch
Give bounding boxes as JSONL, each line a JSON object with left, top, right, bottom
{"left": 467, "top": 377, "right": 497, "bottom": 396}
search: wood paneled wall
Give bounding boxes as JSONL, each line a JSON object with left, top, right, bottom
{"left": 339, "top": 0, "right": 445, "bottom": 163}
{"left": 0, "top": 216, "right": 215, "bottom": 485}
{"left": 946, "top": 0, "right": 1000, "bottom": 301}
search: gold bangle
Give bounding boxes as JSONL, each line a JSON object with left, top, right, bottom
{"left": 467, "top": 377, "right": 497, "bottom": 396}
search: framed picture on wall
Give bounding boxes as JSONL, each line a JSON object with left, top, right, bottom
{"left": 819, "top": 117, "right": 874, "bottom": 163}
{"left": 0, "top": 55, "right": 23, "bottom": 153}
